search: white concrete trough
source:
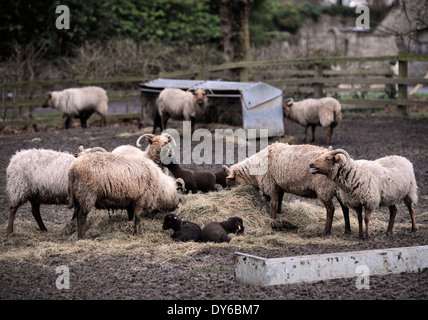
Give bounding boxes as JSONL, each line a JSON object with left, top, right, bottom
{"left": 235, "top": 245, "right": 428, "bottom": 286}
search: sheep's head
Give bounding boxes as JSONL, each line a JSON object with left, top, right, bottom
{"left": 222, "top": 165, "right": 244, "bottom": 188}
{"left": 175, "top": 178, "right": 186, "bottom": 194}
{"left": 42, "top": 93, "right": 53, "bottom": 108}
{"left": 188, "top": 88, "right": 210, "bottom": 110}
{"left": 282, "top": 98, "right": 294, "bottom": 119}
{"left": 136, "top": 133, "right": 176, "bottom": 165}
{"left": 74, "top": 145, "right": 108, "bottom": 157}
{"left": 162, "top": 213, "right": 182, "bottom": 231}
{"left": 309, "top": 149, "right": 350, "bottom": 175}
{"left": 226, "top": 216, "right": 245, "bottom": 234}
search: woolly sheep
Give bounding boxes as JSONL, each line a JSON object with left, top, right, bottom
{"left": 156, "top": 88, "right": 210, "bottom": 133}
{"left": 68, "top": 152, "right": 182, "bottom": 239}
{"left": 6, "top": 147, "right": 106, "bottom": 233}
{"left": 42, "top": 86, "right": 108, "bottom": 129}
{"left": 74, "top": 145, "right": 108, "bottom": 157}
{"left": 162, "top": 213, "right": 202, "bottom": 242}
{"left": 164, "top": 157, "right": 217, "bottom": 194}
{"left": 222, "top": 143, "right": 350, "bottom": 235}
{"left": 283, "top": 97, "right": 342, "bottom": 144}
{"left": 112, "top": 145, "right": 145, "bottom": 157}
{"left": 201, "top": 216, "right": 244, "bottom": 243}
{"left": 309, "top": 149, "right": 418, "bottom": 238}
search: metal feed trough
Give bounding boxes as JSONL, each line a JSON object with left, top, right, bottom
{"left": 139, "top": 78, "right": 284, "bottom": 137}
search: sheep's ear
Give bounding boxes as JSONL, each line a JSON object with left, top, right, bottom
{"left": 222, "top": 165, "right": 232, "bottom": 177}
{"left": 328, "top": 146, "right": 333, "bottom": 151}
{"left": 333, "top": 153, "right": 346, "bottom": 164}
{"left": 223, "top": 166, "right": 235, "bottom": 179}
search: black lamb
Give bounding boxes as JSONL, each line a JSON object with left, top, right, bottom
{"left": 214, "top": 170, "right": 227, "bottom": 188}
{"left": 162, "top": 213, "right": 202, "bottom": 242}
{"left": 201, "top": 216, "right": 245, "bottom": 243}
{"left": 165, "top": 158, "right": 216, "bottom": 194}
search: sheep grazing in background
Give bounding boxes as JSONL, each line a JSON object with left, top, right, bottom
{"left": 164, "top": 157, "right": 217, "bottom": 194}
{"left": 156, "top": 87, "right": 211, "bottom": 133}
{"left": 283, "top": 97, "right": 342, "bottom": 144}
{"left": 162, "top": 213, "right": 202, "bottom": 242}
{"left": 201, "top": 216, "right": 244, "bottom": 243}
{"left": 222, "top": 143, "right": 350, "bottom": 235}
{"left": 310, "top": 149, "right": 418, "bottom": 239}
{"left": 6, "top": 147, "right": 106, "bottom": 233}
{"left": 42, "top": 86, "right": 108, "bottom": 129}
{"left": 68, "top": 152, "right": 183, "bottom": 239}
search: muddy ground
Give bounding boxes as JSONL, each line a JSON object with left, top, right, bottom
{"left": 0, "top": 114, "right": 427, "bottom": 301}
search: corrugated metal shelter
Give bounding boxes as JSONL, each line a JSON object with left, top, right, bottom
{"left": 139, "top": 78, "right": 284, "bottom": 137}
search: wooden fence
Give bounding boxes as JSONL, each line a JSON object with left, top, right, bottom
{"left": 1, "top": 53, "right": 428, "bottom": 129}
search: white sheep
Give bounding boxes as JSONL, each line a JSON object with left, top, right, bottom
{"left": 68, "top": 152, "right": 183, "bottom": 239}
{"left": 42, "top": 86, "right": 108, "bottom": 129}
{"left": 222, "top": 142, "right": 350, "bottom": 235}
{"left": 112, "top": 145, "right": 145, "bottom": 157}
{"left": 156, "top": 88, "right": 210, "bottom": 133}
{"left": 6, "top": 147, "right": 106, "bottom": 233}
{"left": 309, "top": 149, "right": 418, "bottom": 238}
{"left": 283, "top": 97, "right": 342, "bottom": 144}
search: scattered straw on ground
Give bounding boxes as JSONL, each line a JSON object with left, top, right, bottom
{"left": 0, "top": 185, "right": 425, "bottom": 263}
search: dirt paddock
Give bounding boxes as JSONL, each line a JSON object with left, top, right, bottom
{"left": 0, "top": 114, "right": 427, "bottom": 300}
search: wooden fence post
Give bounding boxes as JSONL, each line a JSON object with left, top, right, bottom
{"left": 314, "top": 63, "right": 323, "bottom": 98}
{"left": 398, "top": 52, "right": 408, "bottom": 116}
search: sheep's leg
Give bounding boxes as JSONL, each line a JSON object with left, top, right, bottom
{"left": 277, "top": 189, "right": 285, "bottom": 214}
{"left": 336, "top": 197, "right": 351, "bottom": 234}
{"left": 404, "top": 196, "right": 417, "bottom": 232}
{"left": 65, "top": 116, "right": 72, "bottom": 129}
{"left": 270, "top": 189, "right": 279, "bottom": 219}
{"left": 30, "top": 199, "right": 47, "bottom": 232}
{"left": 356, "top": 206, "right": 364, "bottom": 239}
{"left": 325, "top": 126, "right": 333, "bottom": 144}
{"left": 7, "top": 206, "right": 19, "bottom": 234}
{"left": 364, "top": 209, "right": 372, "bottom": 239}
{"left": 161, "top": 114, "right": 170, "bottom": 131}
{"left": 321, "top": 200, "right": 335, "bottom": 235}
{"left": 386, "top": 205, "right": 397, "bottom": 235}
{"left": 190, "top": 116, "right": 196, "bottom": 133}
{"left": 79, "top": 111, "right": 93, "bottom": 128}
{"left": 77, "top": 209, "right": 88, "bottom": 240}
{"left": 80, "top": 117, "right": 87, "bottom": 128}
{"left": 126, "top": 206, "right": 134, "bottom": 221}
{"left": 133, "top": 203, "right": 143, "bottom": 236}
{"left": 100, "top": 114, "right": 107, "bottom": 127}
{"left": 303, "top": 126, "right": 308, "bottom": 142}
{"left": 311, "top": 125, "right": 316, "bottom": 142}
{"left": 152, "top": 110, "right": 162, "bottom": 134}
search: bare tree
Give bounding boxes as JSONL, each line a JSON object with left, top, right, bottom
{"left": 219, "top": 0, "right": 254, "bottom": 81}
{"left": 375, "top": 0, "right": 428, "bottom": 52}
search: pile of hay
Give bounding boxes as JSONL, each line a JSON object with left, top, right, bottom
{"left": 6, "top": 184, "right": 410, "bottom": 262}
